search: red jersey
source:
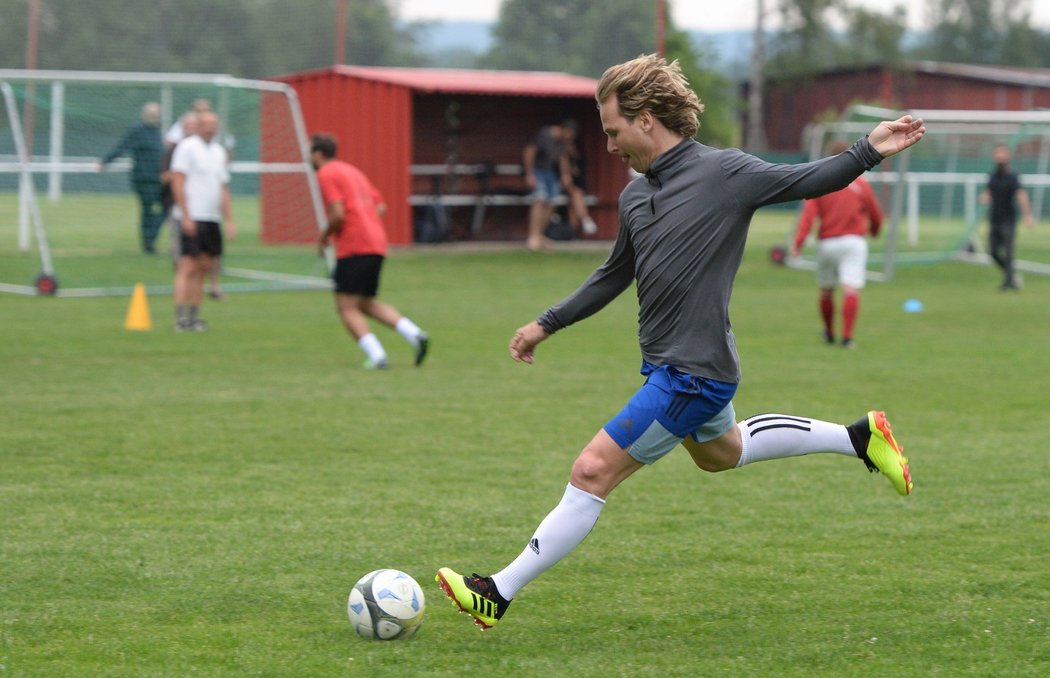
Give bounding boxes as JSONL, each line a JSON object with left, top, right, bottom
{"left": 793, "top": 177, "right": 883, "bottom": 250}
{"left": 316, "top": 159, "right": 387, "bottom": 258}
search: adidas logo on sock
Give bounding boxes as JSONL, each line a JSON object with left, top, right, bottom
{"left": 529, "top": 538, "right": 540, "bottom": 555}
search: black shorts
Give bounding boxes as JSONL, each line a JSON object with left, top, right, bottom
{"left": 180, "top": 221, "right": 224, "bottom": 257}
{"left": 333, "top": 254, "right": 384, "bottom": 296}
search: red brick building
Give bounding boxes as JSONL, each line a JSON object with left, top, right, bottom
{"left": 755, "top": 61, "right": 1050, "bottom": 151}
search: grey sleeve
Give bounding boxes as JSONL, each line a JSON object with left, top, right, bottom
{"left": 536, "top": 222, "right": 636, "bottom": 334}
{"left": 724, "top": 137, "right": 884, "bottom": 208}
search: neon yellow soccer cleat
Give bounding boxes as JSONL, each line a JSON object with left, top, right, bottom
{"left": 435, "top": 567, "right": 511, "bottom": 630}
{"left": 860, "top": 410, "right": 913, "bottom": 496}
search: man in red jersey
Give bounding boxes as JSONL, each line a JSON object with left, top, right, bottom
{"left": 791, "top": 140, "right": 884, "bottom": 349}
{"left": 311, "top": 134, "right": 428, "bottom": 369}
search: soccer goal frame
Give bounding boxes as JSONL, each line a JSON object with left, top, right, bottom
{"left": 0, "top": 80, "right": 55, "bottom": 295}
{"left": 0, "top": 69, "right": 328, "bottom": 297}
{"left": 792, "top": 105, "right": 1050, "bottom": 281}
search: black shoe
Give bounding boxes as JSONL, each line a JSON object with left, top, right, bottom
{"left": 842, "top": 338, "right": 856, "bottom": 349}
{"left": 414, "top": 333, "right": 430, "bottom": 366}
{"left": 823, "top": 331, "right": 835, "bottom": 345}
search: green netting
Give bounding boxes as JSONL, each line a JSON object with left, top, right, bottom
{"left": 786, "top": 111, "right": 1050, "bottom": 279}
{"left": 1, "top": 73, "right": 325, "bottom": 296}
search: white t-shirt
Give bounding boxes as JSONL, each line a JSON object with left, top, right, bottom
{"left": 171, "top": 135, "right": 229, "bottom": 222}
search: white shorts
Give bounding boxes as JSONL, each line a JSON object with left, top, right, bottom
{"left": 816, "top": 235, "right": 868, "bottom": 289}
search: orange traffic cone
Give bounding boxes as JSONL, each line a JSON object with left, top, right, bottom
{"left": 124, "top": 282, "right": 152, "bottom": 331}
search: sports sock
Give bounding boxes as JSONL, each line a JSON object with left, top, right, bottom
{"left": 491, "top": 483, "right": 605, "bottom": 600}
{"left": 188, "top": 305, "right": 200, "bottom": 322}
{"left": 357, "top": 333, "right": 387, "bottom": 363}
{"left": 736, "top": 414, "right": 856, "bottom": 467}
{"left": 819, "top": 289, "right": 835, "bottom": 338}
{"left": 395, "top": 317, "right": 423, "bottom": 346}
{"left": 176, "top": 305, "right": 188, "bottom": 322}
{"left": 842, "top": 291, "right": 859, "bottom": 341}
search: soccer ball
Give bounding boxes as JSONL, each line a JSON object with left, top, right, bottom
{"left": 347, "top": 569, "right": 426, "bottom": 640}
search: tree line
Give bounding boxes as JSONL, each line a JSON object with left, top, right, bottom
{"left": 768, "top": 0, "right": 1050, "bottom": 78}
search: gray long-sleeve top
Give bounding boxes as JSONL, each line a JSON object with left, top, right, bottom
{"left": 536, "top": 136, "right": 884, "bottom": 383}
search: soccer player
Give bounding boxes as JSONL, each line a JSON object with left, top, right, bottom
{"left": 437, "top": 54, "right": 924, "bottom": 630}
{"left": 790, "top": 140, "right": 884, "bottom": 348}
{"left": 310, "top": 134, "right": 429, "bottom": 369}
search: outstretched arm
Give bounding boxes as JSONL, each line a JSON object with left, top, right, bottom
{"left": 868, "top": 115, "right": 926, "bottom": 158}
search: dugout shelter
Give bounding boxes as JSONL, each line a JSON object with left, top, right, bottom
{"left": 271, "top": 66, "right": 628, "bottom": 245}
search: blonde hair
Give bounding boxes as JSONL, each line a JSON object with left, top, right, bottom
{"left": 596, "top": 54, "right": 703, "bottom": 138}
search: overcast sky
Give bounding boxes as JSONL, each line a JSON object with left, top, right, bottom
{"left": 395, "top": 0, "right": 1050, "bottom": 32}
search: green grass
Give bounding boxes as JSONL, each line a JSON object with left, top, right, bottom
{"left": 0, "top": 192, "right": 324, "bottom": 293}
{"left": 4, "top": 191, "right": 1050, "bottom": 293}
{"left": 1, "top": 203, "right": 1048, "bottom": 676}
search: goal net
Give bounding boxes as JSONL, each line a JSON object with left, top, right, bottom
{"left": 0, "top": 69, "right": 327, "bottom": 296}
{"left": 794, "top": 105, "right": 1050, "bottom": 281}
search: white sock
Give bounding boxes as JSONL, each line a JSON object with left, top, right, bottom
{"left": 395, "top": 317, "right": 423, "bottom": 346}
{"left": 357, "top": 333, "right": 387, "bottom": 363}
{"left": 736, "top": 414, "right": 856, "bottom": 467}
{"left": 491, "top": 483, "right": 605, "bottom": 600}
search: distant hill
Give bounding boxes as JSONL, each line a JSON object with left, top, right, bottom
{"left": 413, "top": 20, "right": 494, "bottom": 55}
{"left": 406, "top": 20, "right": 753, "bottom": 76}
{"left": 408, "top": 21, "right": 927, "bottom": 82}
{"left": 689, "top": 30, "right": 754, "bottom": 80}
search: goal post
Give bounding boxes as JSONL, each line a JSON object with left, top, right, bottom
{"left": 0, "top": 81, "right": 55, "bottom": 295}
{"left": 794, "top": 105, "right": 1050, "bottom": 281}
{"left": 0, "top": 69, "right": 327, "bottom": 296}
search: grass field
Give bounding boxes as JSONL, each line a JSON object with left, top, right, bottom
{"left": 1, "top": 196, "right": 1048, "bottom": 677}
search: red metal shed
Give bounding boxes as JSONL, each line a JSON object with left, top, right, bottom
{"left": 269, "top": 66, "right": 630, "bottom": 245}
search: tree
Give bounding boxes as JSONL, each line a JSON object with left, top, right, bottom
{"left": 485, "top": 0, "right": 653, "bottom": 77}
{"left": 664, "top": 26, "right": 737, "bottom": 147}
{"left": 0, "top": 0, "right": 424, "bottom": 79}
{"left": 999, "top": 21, "right": 1050, "bottom": 68}
{"left": 767, "top": 0, "right": 843, "bottom": 78}
{"left": 915, "top": 0, "right": 1047, "bottom": 67}
{"left": 484, "top": 0, "right": 737, "bottom": 147}
{"left": 842, "top": 5, "right": 908, "bottom": 68}
{"left": 767, "top": 0, "right": 908, "bottom": 77}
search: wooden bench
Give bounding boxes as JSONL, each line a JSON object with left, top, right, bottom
{"left": 409, "top": 163, "right": 597, "bottom": 235}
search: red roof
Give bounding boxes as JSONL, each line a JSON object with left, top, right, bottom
{"left": 283, "top": 65, "right": 599, "bottom": 98}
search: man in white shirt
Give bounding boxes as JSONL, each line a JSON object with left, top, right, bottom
{"left": 170, "top": 111, "right": 235, "bottom": 331}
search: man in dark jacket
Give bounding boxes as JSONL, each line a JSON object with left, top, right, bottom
{"left": 98, "top": 102, "right": 166, "bottom": 253}
{"left": 980, "top": 144, "right": 1035, "bottom": 290}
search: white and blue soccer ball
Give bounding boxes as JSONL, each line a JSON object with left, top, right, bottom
{"left": 347, "top": 569, "right": 426, "bottom": 640}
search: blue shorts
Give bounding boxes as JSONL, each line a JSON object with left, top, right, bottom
{"left": 531, "top": 169, "right": 563, "bottom": 201}
{"left": 604, "top": 361, "right": 738, "bottom": 465}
